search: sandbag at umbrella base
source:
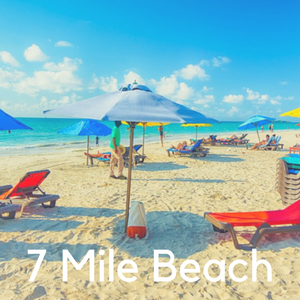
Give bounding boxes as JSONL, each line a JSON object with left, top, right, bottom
{"left": 127, "top": 201, "right": 147, "bottom": 238}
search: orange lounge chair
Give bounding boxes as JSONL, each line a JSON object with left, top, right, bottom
{"left": 204, "top": 200, "right": 300, "bottom": 250}
{"left": 0, "top": 185, "right": 20, "bottom": 219}
{"left": 0, "top": 170, "right": 60, "bottom": 216}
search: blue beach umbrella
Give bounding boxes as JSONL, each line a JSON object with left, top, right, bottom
{"left": 0, "top": 109, "right": 33, "bottom": 131}
{"left": 58, "top": 119, "right": 112, "bottom": 165}
{"left": 238, "top": 115, "right": 276, "bottom": 142}
{"left": 44, "top": 83, "right": 219, "bottom": 230}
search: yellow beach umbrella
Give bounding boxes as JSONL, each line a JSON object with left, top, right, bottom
{"left": 181, "top": 123, "right": 212, "bottom": 140}
{"left": 280, "top": 107, "right": 300, "bottom": 118}
{"left": 122, "top": 122, "right": 169, "bottom": 155}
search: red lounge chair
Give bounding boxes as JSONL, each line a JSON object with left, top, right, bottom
{"left": 0, "top": 170, "right": 60, "bottom": 216}
{"left": 0, "top": 185, "right": 20, "bottom": 219}
{"left": 204, "top": 200, "right": 300, "bottom": 250}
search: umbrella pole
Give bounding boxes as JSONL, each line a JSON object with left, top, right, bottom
{"left": 256, "top": 125, "right": 260, "bottom": 142}
{"left": 142, "top": 124, "right": 145, "bottom": 156}
{"left": 196, "top": 126, "right": 198, "bottom": 140}
{"left": 87, "top": 136, "right": 89, "bottom": 166}
{"left": 125, "top": 123, "right": 136, "bottom": 232}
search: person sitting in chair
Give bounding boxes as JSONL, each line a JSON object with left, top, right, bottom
{"left": 170, "top": 141, "right": 188, "bottom": 150}
{"left": 250, "top": 135, "right": 270, "bottom": 150}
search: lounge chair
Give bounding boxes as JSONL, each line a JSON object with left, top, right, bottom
{"left": 94, "top": 145, "right": 146, "bottom": 167}
{"left": 0, "top": 185, "right": 20, "bottom": 219}
{"left": 258, "top": 136, "right": 283, "bottom": 150}
{"left": 0, "top": 170, "right": 60, "bottom": 216}
{"left": 230, "top": 134, "right": 250, "bottom": 145}
{"left": 123, "top": 144, "right": 147, "bottom": 166}
{"left": 204, "top": 199, "right": 300, "bottom": 250}
{"left": 256, "top": 136, "right": 276, "bottom": 150}
{"left": 177, "top": 139, "right": 209, "bottom": 157}
{"left": 84, "top": 152, "right": 111, "bottom": 165}
{"left": 276, "top": 157, "right": 300, "bottom": 205}
{"left": 167, "top": 139, "right": 203, "bottom": 156}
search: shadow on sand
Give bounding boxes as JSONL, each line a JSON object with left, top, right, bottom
{"left": 200, "top": 154, "right": 244, "bottom": 163}
{"left": 135, "top": 162, "right": 189, "bottom": 172}
{"left": 110, "top": 211, "right": 212, "bottom": 259}
{"left": 133, "top": 178, "right": 227, "bottom": 183}
{"left": 0, "top": 240, "right": 103, "bottom": 262}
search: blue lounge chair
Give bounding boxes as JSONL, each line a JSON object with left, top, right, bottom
{"left": 123, "top": 144, "right": 147, "bottom": 166}
{"left": 177, "top": 139, "right": 209, "bottom": 157}
{"left": 258, "top": 136, "right": 283, "bottom": 150}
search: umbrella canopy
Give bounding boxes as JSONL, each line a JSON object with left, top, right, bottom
{"left": 181, "top": 123, "right": 213, "bottom": 140}
{"left": 44, "top": 85, "right": 219, "bottom": 231}
{"left": 296, "top": 123, "right": 300, "bottom": 126}
{"left": 58, "top": 119, "right": 112, "bottom": 165}
{"left": 238, "top": 115, "right": 276, "bottom": 142}
{"left": 280, "top": 107, "right": 300, "bottom": 118}
{"left": 0, "top": 109, "right": 33, "bottom": 131}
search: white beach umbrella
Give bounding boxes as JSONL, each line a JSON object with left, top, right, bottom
{"left": 44, "top": 84, "right": 219, "bottom": 231}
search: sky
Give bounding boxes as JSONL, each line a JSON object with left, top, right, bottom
{"left": 0, "top": 0, "right": 299, "bottom": 121}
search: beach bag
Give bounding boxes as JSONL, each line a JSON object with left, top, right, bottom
{"left": 127, "top": 201, "right": 147, "bottom": 238}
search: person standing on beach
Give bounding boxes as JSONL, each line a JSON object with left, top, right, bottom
{"left": 261, "top": 126, "right": 264, "bottom": 132}
{"left": 95, "top": 136, "right": 99, "bottom": 147}
{"left": 109, "top": 121, "right": 127, "bottom": 180}
{"left": 158, "top": 125, "right": 164, "bottom": 147}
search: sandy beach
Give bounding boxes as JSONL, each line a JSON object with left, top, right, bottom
{"left": 1, "top": 130, "right": 300, "bottom": 300}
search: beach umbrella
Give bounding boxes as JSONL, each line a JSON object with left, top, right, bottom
{"left": 44, "top": 84, "right": 219, "bottom": 231}
{"left": 58, "top": 119, "right": 112, "bottom": 165}
{"left": 122, "top": 121, "right": 169, "bottom": 155}
{"left": 0, "top": 109, "right": 33, "bottom": 131}
{"left": 280, "top": 107, "right": 300, "bottom": 118}
{"left": 238, "top": 115, "right": 276, "bottom": 142}
{"left": 181, "top": 123, "right": 212, "bottom": 140}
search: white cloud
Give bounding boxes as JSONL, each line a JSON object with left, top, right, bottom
{"left": 212, "top": 56, "right": 230, "bottom": 67}
{"left": 0, "top": 51, "right": 20, "bottom": 67}
{"left": 280, "top": 81, "right": 288, "bottom": 85}
{"left": 44, "top": 57, "right": 81, "bottom": 72}
{"left": 24, "top": 44, "right": 48, "bottom": 62}
{"left": 0, "top": 67, "right": 25, "bottom": 88}
{"left": 223, "top": 94, "right": 244, "bottom": 103}
{"left": 284, "top": 96, "right": 294, "bottom": 100}
{"left": 199, "top": 59, "right": 210, "bottom": 66}
{"left": 13, "top": 57, "right": 82, "bottom": 96}
{"left": 123, "top": 71, "right": 146, "bottom": 86}
{"left": 270, "top": 99, "right": 280, "bottom": 105}
{"left": 151, "top": 74, "right": 194, "bottom": 101}
{"left": 40, "top": 93, "right": 80, "bottom": 108}
{"left": 152, "top": 74, "right": 178, "bottom": 97}
{"left": 194, "top": 95, "right": 215, "bottom": 105}
{"left": 55, "top": 41, "right": 73, "bottom": 47}
{"left": 227, "top": 106, "right": 238, "bottom": 116}
{"left": 173, "top": 82, "right": 194, "bottom": 101}
{"left": 89, "top": 75, "right": 118, "bottom": 92}
{"left": 260, "top": 94, "right": 269, "bottom": 101}
{"left": 246, "top": 88, "right": 260, "bottom": 100}
{"left": 176, "top": 64, "right": 209, "bottom": 80}
{"left": 201, "top": 86, "right": 213, "bottom": 93}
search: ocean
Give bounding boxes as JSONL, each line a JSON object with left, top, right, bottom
{"left": 0, "top": 118, "right": 296, "bottom": 156}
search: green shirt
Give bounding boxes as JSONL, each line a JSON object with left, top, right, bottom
{"left": 110, "top": 126, "right": 121, "bottom": 149}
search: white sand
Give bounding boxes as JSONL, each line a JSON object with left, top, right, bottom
{"left": 1, "top": 130, "right": 300, "bottom": 299}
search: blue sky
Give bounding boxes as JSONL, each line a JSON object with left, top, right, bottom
{"left": 0, "top": 0, "right": 299, "bottom": 121}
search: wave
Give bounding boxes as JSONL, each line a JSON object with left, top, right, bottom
{"left": 0, "top": 140, "right": 88, "bottom": 151}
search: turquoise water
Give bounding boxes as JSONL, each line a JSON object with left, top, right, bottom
{"left": 0, "top": 118, "right": 296, "bottom": 156}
